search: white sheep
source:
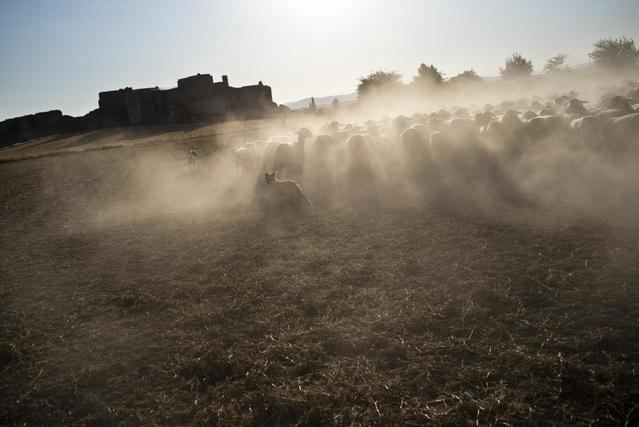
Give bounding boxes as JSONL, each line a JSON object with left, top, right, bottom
{"left": 272, "top": 128, "right": 312, "bottom": 179}
{"left": 232, "top": 147, "right": 256, "bottom": 181}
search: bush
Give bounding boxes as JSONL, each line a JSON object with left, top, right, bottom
{"left": 413, "top": 63, "right": 444, "bottom": 87}
{"left": 589, "top": 37, "right": 638, "bottom": 70}
{"left": 449, "top": 69, "right": 482, "bottom": 84}
{"left": 500, "top": 53, "right": 533, "bottom": 79}
{"left": 544, "top": 54, "right": 570, "bottom": 73}
{"left": 357, "top": 71, "right": 403, "bottom": 98}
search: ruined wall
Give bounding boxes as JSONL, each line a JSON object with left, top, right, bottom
{"left": 98, "top": 89, "right": 131, "bottom": 126}
{"left": 0, "top": 110, "right": 83, "bottom": 147}
{"left": 1, "top": 73, "right": 277, "bottom": 144}
{"left": 237, "top": 84, "right": 275, "bottom": 110}
{"left": 125, "top": 89, "right": 167, "bottom": 125}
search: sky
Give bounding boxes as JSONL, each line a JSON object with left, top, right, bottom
{"left": 1, "top": 0, "right": 638, "bottom": 120}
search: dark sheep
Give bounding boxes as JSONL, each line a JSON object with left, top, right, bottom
{"left": 565, "top": 99, "right": 588, "bottom": 115}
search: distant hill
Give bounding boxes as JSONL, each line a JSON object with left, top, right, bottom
{"left": 284, "top": 93, "right": 357, "bottom": 110}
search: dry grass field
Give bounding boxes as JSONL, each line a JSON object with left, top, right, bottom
{"left": 1, "top": 132, "right": 639, "bottom": 425}
{"left": 0, "top": 119, "right": 278, "bottom": 163}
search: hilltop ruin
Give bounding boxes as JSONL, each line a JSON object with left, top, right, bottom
{"left": 0, "top": 73, "right": 277, "bottom": 147}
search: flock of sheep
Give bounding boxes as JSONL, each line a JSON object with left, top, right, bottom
{"left": 231, "top": 84, "right": 639, "bottom": 213}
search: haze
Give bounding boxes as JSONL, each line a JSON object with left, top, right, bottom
{"left": 1, "top": 0, "right": 638, "bottom": 120}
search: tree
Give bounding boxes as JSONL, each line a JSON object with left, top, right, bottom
{"left": 332, "top": 98, "right": 340, "bottom": 108}
{"left": 589, "top": 37, "right": 639, "bottom": 70}
{"left": 357, "top": 71, "right": 403, "bottom": 98}
{"left": 500, "top": 53, "right": 533, "bottom": 79}
{"left": 448, "top": 69, "right": 482, "bottom": 84}
{"left": 309, "top": 97, "right": 317, "bottom": 112}
{"left": 413, "top": 63, "right": 444, "bottom": 86}
{"left": 544, "top": 54, "right": 570, "bottom": 73}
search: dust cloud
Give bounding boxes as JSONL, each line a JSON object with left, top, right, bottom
{"left": 35, "top": 68, "right": 638, "bottom": 234}
{"left": 3, "top": 64, "right": 639, "bottom": 427}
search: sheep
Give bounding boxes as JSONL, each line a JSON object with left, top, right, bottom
{"left": 392, "top": 116, "right": 410, "bottom": 136}
{"left": 524, "top": 115, "right": 567, "bottom": 140}
{"left": 500, "top": 101, "right": 516, "bottom": 111}
{"left": 454, "top": 108, "right": 471, "bottom": 120}
{"left": 502, "top": 110, "right": 523, "bottom": 130}
{"left": 400, "top": 127, "right": 433, "bottom": 185}
{"left": 553, "top": 95, "right": 571, "bottom": 110}
{"left": 429, "top": 131, "right": 451, "bottom": 161}
{"left": 412, "top": 113, "right": 430, "bottom": 124}
{"left": 597, "top": 93, "right": 617, "bottom": 109}
{"left": 306, "top": 135, "right": 339, "bottom": 207}
{"left": 596, "top": 108, "right": 628, "bottom": 120}
{"left": 610, "top": 112, "right": 639, "bottom": 134}
{"left": 263, "top": 171, "right": 312, "bottom": 210}
{"left": 606, "top": 112, "right": 639, "bottom": 149}
{"left": 325, "top": 121, "right": 341, "bottom": 137}
{"left": 272, "top": 128, "right": 313, "bottom": 179}
{"left": 313, "top": 134, "right": 339, "bottom": 153}
{"left": 531, "top": 100, "right": 544, "bottom": 111}
{"left": 569, "top": 115, "right": 598, "bottom": 133}
{"left": 243, "top": 142, "right": 259, "bottom": 160}
{"left": 601, "top": 95, "right": 634, "bottom": 113}
{"left": 233, "top": 147, "right": 256, "bottom": 181}
{"left": 412, "top": 123, "right": 430, "bottom": 139}
{"left": 297, "top": 127, "right": 313, "bottom": 143}
{"left": 428, "top": 117, "right": 445, "bottom": 132}
{"left": 567, "top": 115, "right": 605, "bottom": 150}
{"left": 436, "top": 109, "right": 452, "bottom": 121}
{"left": 366, "top": 120, "right": 380, "bottom": 137}
{"left": 244, "top": 82, "right": 639, "bottom": 211}
{"left": 430, "top": 126, "right": 515, "bottom": 206}
{"left": 515, "top": 99, "right": 530, "bottom": 110}
{"left": 345, "top": 135, "right": 379, "bottom": 208}
{"left": 447, "top": 118, "right": 475, "bottom": 135}
{"left": 274, "top": 143, "right": 295, "bottom": 177}
{"left": 482, "top": 120, "right": 507, "bottom": 140}
{"left": 401, "top": 128, "right": 429, "bottom": 154}
{"left": 565, "top": 99, "right": 588, "bottom": 115}
{"left": 626, "top": 88, "right": 639, "bottom": 102}
{"left": 260, "top": 140, "right": 281, "bottom": 173}
{"left": 482, "top": 119, "right": 526, "bottom": 161}
{"left": 475, "top": 111, "right": 495, "bottom": 128}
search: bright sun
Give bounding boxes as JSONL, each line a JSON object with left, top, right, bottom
{"left": 274, "top": 0, "right": 358, "bottom": 23}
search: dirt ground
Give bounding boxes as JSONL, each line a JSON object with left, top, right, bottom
{"left": 1, "top": 140, "right": 639, "bottom": 425}
{"left": 0, "top": 118, "right": 280, "bottom": 164}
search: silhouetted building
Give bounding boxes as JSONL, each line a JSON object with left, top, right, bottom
{"left": 98, "top": 73, "right": 275, "bottom": 125}
{"left": 0, "top": 73, "right": 277, "bottom": 147}
{"left": 0, "top": 110, "right": 81, "bottom": 146}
